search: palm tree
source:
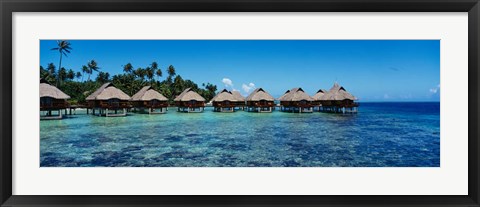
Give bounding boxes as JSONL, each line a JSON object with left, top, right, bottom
{"left": 87, "top": 60, "right": 100, "bottom": 81}
{"left": 58, "top": 67, "right": 67, "bottom": 85}
{"left": 47, "top": 63, "right": 56, "bottom": 78}
{"left": 145, "top": 67, "right": 154, "bottom": 83}
{"left": 40, "top": 66, "right": 48, "bottom": 79}
{"left": 96, "top": 72, "right": 110, "bottom": 83}
{"left": 51, "top": 40, "right": 72, "bottom": 86}
{"left": 123, "top": 63, "right": 133, "bottom": 74}
{"left": 134, "top": 68, "right": 145, "bottom": 80}
{"left": 151, "top": 62, "right": 158, "bottom": 69}
{"left": 81, "top": 65, "right": 89, "bottom": 82}
{"left": 148, "top": 61, "right": 162, "bottom": 82}
{"left": 165, "top": 65, "right": 176, "bottom": 85}
{"left": 155, "top": 68, "right": 162, "bottom": 81}
{"left": 75, "top": 72, "right": 82, "bottom": 81}
{"left": 172, "top": 75, "right": 184, "bottom": 98}
{"left": 167, "top": 65, "right": 176, "bottom": 77}
{"left": 67, "top": 69, "right": 75, "bottom": 80}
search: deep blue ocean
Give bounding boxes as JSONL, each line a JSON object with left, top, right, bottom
{"left": 40, "top": 102, "right": 440, "bottom": 167}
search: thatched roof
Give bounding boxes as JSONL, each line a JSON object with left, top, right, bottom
{"left": 323, "top": 83, "right": 356, "bottom": 101}
{"left": 131, "top": 86, "right": 168, "bottom": 101}
{"left": 278, "top": 87, "right": 313, "bottom": 102}
{"left": 85, "top": 82, "right": 131, "bottom": 101}
{"left": 39, "top": 78, "right": 70, "bottom": 99}
{"left": 246, "top": 88, "right": 275, "bottom": 101}
{"left": 312, "top": 89, "right": 328, "bottom": 101}
{"left": 231, "top": 90, "right": 245, "bottom": 102}
{"left": 211, "top": 89, "right": 237, "bottom": 102}
{"left": 174, "top": 88, "right": 206, "bottom": 102}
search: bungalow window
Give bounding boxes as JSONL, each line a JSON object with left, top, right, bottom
{"left": 108, "top": 98, "right": 120, "bottom": 107}
{"left": 150, "top": 99, "right": 159, "bottom": 106}
{"left": 40, "top": 97, "right": 53, "bottom": 107}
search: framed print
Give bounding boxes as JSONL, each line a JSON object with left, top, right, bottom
{"left": 1, "top": 0, "right": 479, "bottom": 206}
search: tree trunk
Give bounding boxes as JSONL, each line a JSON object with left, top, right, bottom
{"left": 57, "top": 52, "right": 62, "bottom": 87}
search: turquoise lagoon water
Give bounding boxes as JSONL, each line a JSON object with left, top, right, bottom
{"left": 40, "top": 102, "right": 440, "bottom": 167}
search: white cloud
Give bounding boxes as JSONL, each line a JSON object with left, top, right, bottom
{"left": 429, "top": 84, "right": 440, "bottom": 94}
{"left": 222, "top": 78, "right": 233, "bottom": 87}
{"left": 242, "top": 83, "right": 255, "bottom": 93}
{"left": 400, "top": 94, "right": 413, "bottom": 99}
{"left": 383, "top": 94, "right": 390, "bottom": 99}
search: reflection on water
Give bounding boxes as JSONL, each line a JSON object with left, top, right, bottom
{"left": 40, "top": 102, "right": 440, "bottom": 167}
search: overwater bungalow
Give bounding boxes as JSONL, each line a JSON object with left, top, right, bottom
{"left": 231, "top": 90, "right": 246, "bottom": 110}
{"left": 174, "top": 88, "right": 206, "bottom": 113}
{"left": 211, "top": 89, "right": 238, "bottom": 112}
{"left": 278, "top": 87, "right": 314, "bottom": 113}
{"left": 131, "top": 86, "right": 168, "bottom": 114}
{"left": 319, "top": 82, "right": 359, "bottom": 113}
{"left": 40, "top": 78, "right": 70, "bottom": 120}
{"left": 312, "top": 89, "right": 327, "bottom": 110}
{"left": 85, "top": 82, "right": 131, "bottom": 117}
{"left": 246, "top": 88, "right": 275, "bottom": 112}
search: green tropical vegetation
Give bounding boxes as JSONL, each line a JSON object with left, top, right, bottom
{"left": 50, "top": 40, "right": 72, "bottom": 87}
{"left": 40, "top": 41, "right": 218, "bottom": 105}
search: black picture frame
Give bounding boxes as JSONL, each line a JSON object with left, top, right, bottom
{"left": 1, "top": 0, "right": 479, "bottom": 206}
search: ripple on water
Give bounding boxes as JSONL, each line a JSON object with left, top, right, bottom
{"left": 40, "top": 103, "right": 440, "bottom": 167}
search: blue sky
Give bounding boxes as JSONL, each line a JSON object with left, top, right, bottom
{"left": 40, "top": 40, "right": 440, "bottom": 102}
